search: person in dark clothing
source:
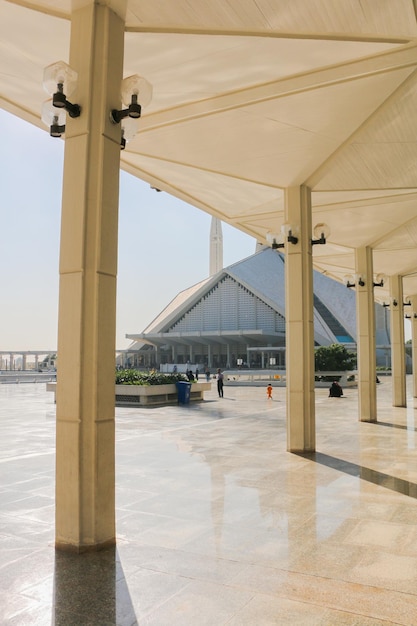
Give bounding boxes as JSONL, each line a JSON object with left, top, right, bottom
{"left": 217, "top": 368, "right": 224, "bottom": 397}
{"left": 329, "top": 381, "right": 343, "bottom": 397}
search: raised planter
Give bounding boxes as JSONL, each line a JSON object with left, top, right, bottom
{"left": 47, "top": 382, "right": 211, "bottom": 406}
{"left": 117, "top": 382, "right": 212, "bottom": 406}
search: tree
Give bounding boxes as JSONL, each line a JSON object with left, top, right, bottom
{"left": 315, "top": 344, "right": 356, "bottom": 371}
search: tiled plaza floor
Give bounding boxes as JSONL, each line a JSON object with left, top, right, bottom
{"left": 1, "top": 377, "right": 417, "bottom": 625}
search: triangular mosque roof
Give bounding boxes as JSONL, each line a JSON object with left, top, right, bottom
{"left": 127, "top": 247, "right": 368, "bottom": 347}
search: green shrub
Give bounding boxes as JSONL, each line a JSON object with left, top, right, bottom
{"left": 115, "top": 369, "right": 188, "bottom": 386}
{"left": 314, "top": 344, "right": 356, "bottom": 371}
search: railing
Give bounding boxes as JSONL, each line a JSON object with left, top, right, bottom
{"left": 0, "top": 371, "right": 57, "bottom": 384}
{"left": 224, "top": 369, "right": 358, "bottom": 387}
{"left": 224, "top": 369, "right": 287, "bottom": 386}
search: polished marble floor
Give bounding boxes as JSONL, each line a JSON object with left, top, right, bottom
{"left": 1, "top": 378, "right": 417, "bottom": 625}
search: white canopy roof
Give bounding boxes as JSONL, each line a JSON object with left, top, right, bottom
{"left": 3, "top": 1, "right": 417, "bottom": 301}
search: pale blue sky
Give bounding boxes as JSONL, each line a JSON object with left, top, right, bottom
{"left": 0, "top": 108, "right": 255, "bottom": 351}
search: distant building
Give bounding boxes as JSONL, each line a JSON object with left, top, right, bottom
{"left": 125, "top": 246, "right": 390, "bottom": 370}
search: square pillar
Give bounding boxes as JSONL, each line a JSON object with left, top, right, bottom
{"left": 410, "top": 296, "right": 417, "bottom": 398}
{"left": 55, "top": 2, "right": 125, "bottom": 551}
{"left": 355, "top": 247, "right": 377, "bottom": 421}
{"left": 284, "top": 186, "right": 315, "bottom": 452}
{"left": 389, "top": 275, "right": 406, "bottom": 407}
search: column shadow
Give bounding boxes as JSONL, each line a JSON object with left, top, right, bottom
{"left": 376, "top": 421, "right": 417, "bottom": 432}
{"left": 52, "top": 545, "right": 137, "bottom": 625}
{"left": 297, "top": 451, "right": 417, "bottom": 499}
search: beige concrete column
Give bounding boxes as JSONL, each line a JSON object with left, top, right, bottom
{"left": 410, "top": 296, "right": 417, "bottom": 397}
{"left": 55, "top": 2, "right": 125, "bottom": 551}
{"left": 355, "top": 247, "right": 377, "bottom": 422}
{"left": 284, "top": 186, "right": 315, "bottom": 452}
{"left": 389, "top": 275, "right": 406, "bottom": 407}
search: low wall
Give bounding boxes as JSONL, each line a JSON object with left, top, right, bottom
{"left": 47, "top": 382, "right": 211, "bottom": 406}
{"left": 1, "top": 372, "right": 56, "bottom": 384}
{"left": 223, "top": 370, "right": 357, "bottom": 388}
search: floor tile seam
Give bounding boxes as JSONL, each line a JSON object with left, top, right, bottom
{"left": 225, "top": 565, "right": 417, "bottom": 616}
{"left": 227, "top": 590, "right": 402, "bottom": 626}
{"left": 129, "top": 560, "right": 247, "bottom": 585}
{"left": 129, "top": 564, "right": 412, "bottom": 626}
{"left": 115, "top": 414, "right": 263, "bottom": 438}
{"left": 1, "top": 599, "right": 52, "bottom": 624}
{"left": 0, "top": 550, "right": 53, "bottom": 576}
{"left": 0, "top": 450, "right": 55, "bottom": 464}
{"left": 282, "top": 565, "right": 417, "bottom": 601}
{"left": 132, "top": 574, "right": 196, "bottom": 622}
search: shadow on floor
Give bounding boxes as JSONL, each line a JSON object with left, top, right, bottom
{"left": 376, "top": 420, "right": 417, "bottom": 432}
{"left": 53, "top": 546, "right": 137, "bottom": 625}
{"left": 297, "top": 451, "right": 417, "bottom": 499}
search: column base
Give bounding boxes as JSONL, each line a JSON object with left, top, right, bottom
{"left": 55, "top": 537, "right": 116, "bottom": 554}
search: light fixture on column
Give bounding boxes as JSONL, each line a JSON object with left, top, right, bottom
{"left": 281, "top": 223, "right": 299, "bottom": 245}
{"left": 392, "top": 298, "right": 398, "bottom": 307}
{"left": 373, "top": 273, "right": 385, "bottom": 287}
{"left": 344, "top": 274, "right": 365, "bottom": 288}
{"left": 42, "top": 61, "right": 81, "bottom": 136}
{"left": 41, "top": 101, "right": 66, "bottom": 138}
{"left": 120, "top": 116, "right": 139, "bottom": 150}
{"left": 111, "top": 75, "right": 152, "bottom": 148}
{"left": 43, "top": 61, "right": 81, "bottom": 116}
{"left": 266, "top": 224, "right": 298, "bottom": 249}
{"left": 110, "top": 75, "right": 152, "bottom": 124}
{"left": 311, "top": 223, "right": 330, "bottom": 245}
{"left": 266, "top": 232, "right": 285, "bottom": 250}
{"left": 403, "top": 296, "right": 412, "bottom": 306}
{"left": 344, "top": 274, "right": 355, "bottom": 288}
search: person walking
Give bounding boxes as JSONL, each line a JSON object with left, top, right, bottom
{"left": 217, "top": 368, "right": 224, "bottom": 398}
{"left": 267, "top": 384, "right": 273, "bottom": 399}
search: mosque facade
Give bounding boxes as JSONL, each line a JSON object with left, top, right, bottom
{"left": 125, "top": 221, "right": 390, "bottom": 370}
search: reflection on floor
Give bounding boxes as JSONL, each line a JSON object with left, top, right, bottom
{"left": 1, "top": 377, "right": 417, "bottom": 625}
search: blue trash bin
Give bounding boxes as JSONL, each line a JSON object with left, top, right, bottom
{"left": 176, "top": 381, "right": 191, "bottom": 404}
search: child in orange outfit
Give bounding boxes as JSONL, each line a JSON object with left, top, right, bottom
{"left": 267, "top": 384, "right": 273, "bottom": 399}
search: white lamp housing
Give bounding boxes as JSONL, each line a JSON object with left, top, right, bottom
{"left": 43, "top": 61, "right": 78, "bottom": 98}
{"left": 121, "top": 75, "right": 153, "bottom": 109}
{"left": 41, "top": 99, "right": 66, "bottom": 137}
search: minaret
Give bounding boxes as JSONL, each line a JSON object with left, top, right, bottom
{"left": 209, "top": 217, "right": 223, "bottom": 275}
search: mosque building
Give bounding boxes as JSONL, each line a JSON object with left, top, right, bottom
{"left": 125, "top": 219, "right": 390, "bottom": 370}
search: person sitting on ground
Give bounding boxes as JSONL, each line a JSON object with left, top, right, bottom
{"left": 329, "top": 380, "right": 343, "bottom": 397}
